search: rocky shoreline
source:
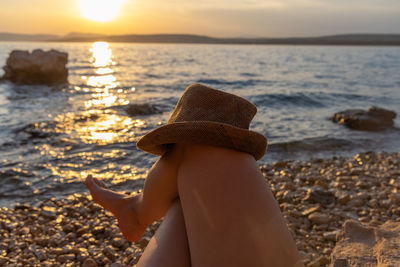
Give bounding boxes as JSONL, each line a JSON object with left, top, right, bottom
{"left": 0, "top": 151, "right": 399, "bottom": 266}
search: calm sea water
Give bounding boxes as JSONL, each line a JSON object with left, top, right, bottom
{"left": 0, "top": 42, "right": 399, "bottom": 207}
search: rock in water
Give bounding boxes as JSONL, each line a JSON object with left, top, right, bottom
{"left": 332, "top": 106, "right": 396, "bottom": 131}
{"left": 125, "top": 103, "right": 160, "bottom": 116}
{"left": 1, "top": 49, "right": 68, "bottom": 85}
{"left": 330, "top": 220, "right": 400, "bottom": 266}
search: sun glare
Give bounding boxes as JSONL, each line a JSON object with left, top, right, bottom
{"left": 79, "top": 0, "right": 125, "bottom": 22}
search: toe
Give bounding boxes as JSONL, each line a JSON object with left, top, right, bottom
{"left": 85, "top": 175, "right": 98, "bottom": 191}
{"left": 94, "top": 178, "right": 107, "bottom": 188}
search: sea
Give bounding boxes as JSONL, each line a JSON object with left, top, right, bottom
{"left": 0, "top": 42, "right": 399, "bottom": 207}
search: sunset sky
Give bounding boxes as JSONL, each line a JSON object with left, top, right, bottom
{"left": 1, "top": 0, "right": 400, "bottom": 37}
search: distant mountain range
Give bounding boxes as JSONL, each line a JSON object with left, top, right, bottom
{"left": 1, "top": 32, "right": 400, "bottom": 46}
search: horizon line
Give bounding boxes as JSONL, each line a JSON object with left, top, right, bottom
{"left": 1, "top": 31, "right": 400, "bottom": 39}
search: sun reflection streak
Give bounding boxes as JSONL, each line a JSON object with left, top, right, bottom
{"left": 83, "top": 42, "right": 127, "bottom": 110}
{"left": 87, "top": 75, "right": 118, "bottom": 88}
{"left": 37, "top": 41, "right": 149, "bottom": 185}
{"left": 90, "top": 42, "right": 114, "bottom": 67}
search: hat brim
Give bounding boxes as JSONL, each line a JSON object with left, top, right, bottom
{"left": 136, "top": 121, "right": 267, "bottom": 160}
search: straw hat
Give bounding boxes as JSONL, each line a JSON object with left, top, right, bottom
{"left": 136, "top": 83, "right": 267, "bottom": 160}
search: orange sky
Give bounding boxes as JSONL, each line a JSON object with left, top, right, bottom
{"left": 1, "top": 0, "right": 400, "bottom": 37}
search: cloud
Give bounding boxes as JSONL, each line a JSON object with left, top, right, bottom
{"left": 182, "top": 4, "right": 400, "bottom": 37}
{"left": 1, "top": 0, "right": 399, "bottom": 36}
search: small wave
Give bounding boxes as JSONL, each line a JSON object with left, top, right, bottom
{"left": 240, "top": 72, "right": 259, "bottom": 77}
{"left": 329, "top": 92, "right": 374, "bottom": 103}
{"left": 144, "top": 73, "right": 164, "bottom": 79}
{"left": 314, "top": 74, "right": 342, "bottom": 79}
{"left": 6, "top": 84, "right": 64, "bottom": 99}
{"left": 195, "top": 78, "right": 270, "bottom": 88}
{"left": 0, "top": 168, "right": 35, "bottom": 179}
{"left": 68, "top": 65, "right": 91, "bottom": 70}
{"left": 14, "top": 121, "right": 58, "bottom": 140}
{"left": 251, "top": 91, "right": 393, "bottom": 110}
{"left": 184, "top": 58, "right": 196, "bottom": 63}
{"left": 250, "top": 92, "right": 326, "bottom": 108}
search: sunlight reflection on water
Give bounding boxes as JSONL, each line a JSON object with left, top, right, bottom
{"left": 40, "top": 42, "right": 146, "bottom": 184}
{"left": 90, "top": 42, "right": 114, "bottom": 68}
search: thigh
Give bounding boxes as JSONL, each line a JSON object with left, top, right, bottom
{"left": 178, "top": 146, "right": 301, "bottom": 267}
{"left": 137, "top": 199, "right": 191, "bottom": 267}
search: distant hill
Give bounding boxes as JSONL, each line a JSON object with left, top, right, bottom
{"left": 62, "top": 32, "right": 106, "bottom": 39}
{"left": 1, "top": 32, "right": 400, "bottom": 46}
{"left": 0, "top": 32, "right": 59, "bottom": 41}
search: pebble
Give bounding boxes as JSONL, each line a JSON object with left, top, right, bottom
{"left": 0, "top": 257, "right": 8, "bottom": 265}
{"left": 36, "top": 237, "right": 50, "bottom": 247}
{"left": 34, "top": 249, "right": 47, "bottom": 261}
{"left": 323, "top": 230, "right": 339, "bottom": 242}
{"left": 41, "top": 206, "right": 57, "bottom": 219}
{"left": 318, "top": 256, "right": 330, "bottom": 265}
{"left": 306, "top": 260, "right": 320, "bottom": 267}
{"left": 111, "top": 237, "right": 125, "bottom": 248}
{"left": 82, "top": 257, "right": 98, "bottom": 267}
{"left": 57, "top": 253, "right": 75, "bottom": 263}
{"left": 49, "top": 247, "right": 64, "bottom": 256}
{"left": 137, "top": 236, "right": 151, "bottom": 249}
{"left": 302, "top": 205, "right": 321, "bottom": 216}
{"left": 308, "top": 213, "right": 330, "bottom": 225}
{"left": 102, "top": 246, "right": 117, "bottom": 261}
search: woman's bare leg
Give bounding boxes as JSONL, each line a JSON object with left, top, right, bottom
{"left": 85, "top": 145, "right": 184, "bottom": 241}
{"left": 86, "top": 143, "right": 302, "bottom": 266}
{"left": 137, "top": 199, "right": 191, "bottom": 267}
{"left": 178, "top": 144, "right": 302, "bottom": 267}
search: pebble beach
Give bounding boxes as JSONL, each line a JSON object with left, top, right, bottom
{"left": 0, "top": 151, "right": 399, "bottom": 266}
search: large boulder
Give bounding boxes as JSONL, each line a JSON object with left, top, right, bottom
{"left": 330, "top": 220, "right": 400, "bottom": 266}
{"left": 332, "top": 106, "right": 396, "bottom": 131}
{"left": 1, "top": 49, "right": 68, "bottom": 85}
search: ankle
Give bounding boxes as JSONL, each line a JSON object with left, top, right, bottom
{"left": 129, "top": 194, "right": 151, "bottom": 228}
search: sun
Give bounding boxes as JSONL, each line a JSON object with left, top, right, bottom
{"left": 79, "top": 0, "right": 125, "bottom": 22}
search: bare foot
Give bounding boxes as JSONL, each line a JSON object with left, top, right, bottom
{"left": 85, "top": 175, "right": 147, "bottom": 242}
